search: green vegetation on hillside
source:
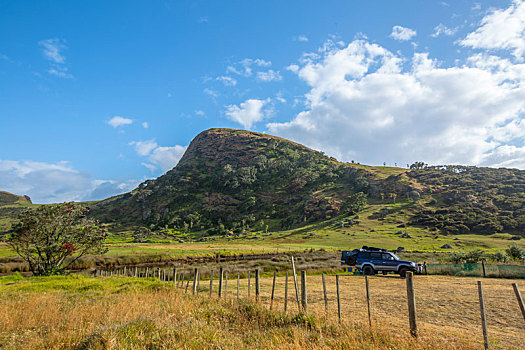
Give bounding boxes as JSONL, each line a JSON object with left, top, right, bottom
{"left": 92, "top": 128, "right": 372, "bottom": 233}
{"left": 0, "top": 191, "right": 35, "bottom": 234}
{"left": 408, "top": 165, "right": 525, "bottom": 234}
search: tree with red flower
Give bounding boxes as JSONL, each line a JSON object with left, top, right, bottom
{"left": 8, "top": 202, "right": 108, "bottom": 275}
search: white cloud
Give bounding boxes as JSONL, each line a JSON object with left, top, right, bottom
{"left": 129, "top": 139, "right": 158, "bottom": 156}
{"left": 129, "top": 140, "right": 187, "bottom": 172}
{"left": 38, "top": 38, "right": 72, "bottom": 78}
{"left": 460, "top": 0, "right": 525, "bottom": 59}
{"left": 216, "top": 75, "right": 237, "bottom": 86}
{"left": 195, "top": 110, "right": 205, "bottom": 116}
{"left": 225, "top": 99, "right": 270, "bottom": 129}
{"left": 147, "top": 145, "right": 187, "bottom": 172}
{"left": 204, "top": 88, "right": 219, "bottom": 98}
{"left": 294, "top": 35, "right": 309, "bottom": 42}
{"left": 256, "top": 70, "right": 283, "bottom": 82}
{"left": 108, "top": 116, "right": 133, "bottom": 128}
{"left": 227, "top": 58, "right": 272, "bottom": 77}
{"left": 0, "top": 159, "right": 138, "bottom": 203}
{"left": 390, "top": 25, "right": 417, "bottom": 41}
{"left": 39, "top": 39, "right": 66, "bottom": 64}
{"left": 431, "top": 24, "right": 458, "bottom": 37}
{"left": 267, "top": 37, "right": 525, "bottom": 169}
{"left": 142, "top": 122, "right": 149, "bottom": 128}
{"left": 47, "top": 68, "right": 73, "bottom": 79}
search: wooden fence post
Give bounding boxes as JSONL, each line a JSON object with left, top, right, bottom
{"left": 218, "top": 267, "right": 223, "bottom": 297}
{"left": 301, "top": 270, "right": 307, "bottom": 313}
{"left": 478, "top": 281, "right": 489, "bottom": 350}
{"left": 291, "top": 257, "right": 301, "bottom": 311}
{"left": 224, "top": 271, "right": 228, "bottom": 297}
{"left": 192, "top": 268, "right": 198, "bottom": 295}
{"left": 173, "top": 268, "right": 177, "bottom": 286}
{"left": 482, "top": 260, "right": 486, "bottom": 278}
{"left": 209, "top": 270, "right": 213, "bottom": 296}
{"left": 284, "top": 271, "right": 289, "bottom": 312}
{"left": 185, "top": 275, "right": 190, "bottom": 293}
{"left": 322, "top": 273, "right": 328, "bottom": 313}
{"left": 197, "top": 271, "right": 200, "bottom": 294}
{"left": 146, "top": 267, "right": 149, "bottom": 278}
{"left": 336, "top": 275, "right": 341, "bottom": 322}
{"left": 134, "top": 266, "right": 138, "bottom": 277}
{"left": 248, "top": 271, "right": 251, "bottom": 298}
{"left": 512, "top": 283, "right": 525, "bottom": 323}
{"left": 124, "top": 266, "right": 127, "bottom": 276}
{"left": 255, "top": 269, "right": 260, "bottom": 301}
{"left": 406, "top": 272, "right": 418, "bottom": 338}
{"left": 365, "top": 275, "right": 372, "bottom": 329}
{"left": 270, "top": 271, "right": 276, "bottom": 310}
{"left": 237, "top": 272, "right": 240, "bottom": 301}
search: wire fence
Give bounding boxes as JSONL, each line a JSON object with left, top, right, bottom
{"left": 426, "top": 263, "right": 525, "bottom": 279}
{"left": 93, "top": 260, "right": 525, "bottom": 349}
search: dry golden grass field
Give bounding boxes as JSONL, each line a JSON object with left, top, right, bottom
{"left": 0, "top": 273, "right": 524, "bottom": 349}
{"left": 232, "top": 274, "right": 525, "bottom": 349}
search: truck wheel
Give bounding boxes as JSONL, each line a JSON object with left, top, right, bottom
{"left": 345, "top": 256, "right": 357, "bottom": 266}
{"left": 399, "top": 267, "right": 408, "bottom": 278}
{"left": 363, "top": 266, "right": 374, "bottom": 275}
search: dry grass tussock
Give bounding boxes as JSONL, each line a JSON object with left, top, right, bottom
{"left": 0, "top": 275, "right": 484, "bottom": 350}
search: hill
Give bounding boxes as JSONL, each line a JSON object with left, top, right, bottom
{"left": 90, "top": 128, "right": 524, "bottom": 239}
{"left": 0, "top": 191, "right": 33, "bottom": 233}
{"left": 1, "top": 129, "right": 524, "bottom": 243}
{"left": 91, "top": 128, "right": 392, "bottom": 232}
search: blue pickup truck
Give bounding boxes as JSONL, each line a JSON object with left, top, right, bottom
{"left": 341, "top": 246, "right": 418, "bottom": 277}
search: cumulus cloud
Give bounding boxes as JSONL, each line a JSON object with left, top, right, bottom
{"left": 129, "top": 139, "right": 158, "bottom": 156}
{"left": 38, "top": 38, "right": 72, "bottom": 78}
{"left": 0, "top": 160, "right": 138, "bottom": 203}
{"left": 225, "top": 99, "right": 270, "bottom": 129}
{"left": 148, "top": 146, "right": 187, "bottom": 171}
{"left": 390, "top": 25, "right": 417, "bottom": 41}
{"left": 460, "top": 0, "right": 525, "bottom": 59}
{"left": 267, "top": 35, "right": 525, "bottom": 169}
{"left": 431, "top": 24, "right": 458, "bottom": 37}
{"left": 256, "top": 70, "right": 282, "bottom": 82}
{"left": 129, "top": 140, "right": 187, "bottom": 172}
{"left": 142, "top": 122, "right": 149, "bottom": 128}
{"left": 108, "top": 116, "right": 133, "bottom": 128}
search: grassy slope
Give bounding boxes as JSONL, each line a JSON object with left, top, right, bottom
{"left": 0, "top": 163, "right": 523, "bottom": 268}
{"left": 1, "top": 196, "right": 523, "bottom": 272}
{"left": 0, "top": 191, "right": 37, "bottom": 233}
{"left": 0, "top": 273, "right": 509, "bottom": 349}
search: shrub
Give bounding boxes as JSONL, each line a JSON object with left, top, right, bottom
{"left": 8, "top": 203, "right": 108, "bottom": 275}
{"left": 505, "top": 243, "right": 525, "bottom": 261}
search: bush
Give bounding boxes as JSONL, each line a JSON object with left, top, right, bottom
{"left": 491, "top": 251, "right": 510, "bottom": 263}
{"left": 8, "top": 203, "right": 108, "bottom": 275}
{"left": 505, "top": 243, "right": 525, "bottom": 261}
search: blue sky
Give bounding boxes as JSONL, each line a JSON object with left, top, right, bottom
{"left": 1, "top": 0, "right": 525, "bottom": 203}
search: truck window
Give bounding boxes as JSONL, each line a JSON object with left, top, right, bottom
{"left": 370, "top": 252, "right": 382, "bottom": 259}
{"left": 382, "top": 253, "right": 394, "bottom": 260}
{"left": 360, "top": 252, "right": 371, "bottom": 259}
